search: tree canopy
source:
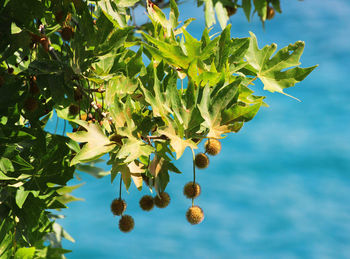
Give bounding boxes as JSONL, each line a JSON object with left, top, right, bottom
{"left": 0, "top": 0, "right": 316, "bottom": 257}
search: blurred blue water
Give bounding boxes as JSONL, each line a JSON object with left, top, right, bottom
{"left": 52, "top": 0, "right": 350, "bottom": 258}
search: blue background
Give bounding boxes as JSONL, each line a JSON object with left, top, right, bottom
{"left": 54, "top": 0, "right": 350, "bottom": 258}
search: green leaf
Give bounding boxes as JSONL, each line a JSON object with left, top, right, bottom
{"left": 98, "top": 0, "right": 127, "bottom": 28}
{"left": 146, "top": 0, "right": 171, "bottom": 34}
{"left": 0, "top": 157, "right": 14, "bottom": 173}
{"left": 253, "top": 0, "right": 267, "bottom": 21}
{"left": 16, "top": 187, "right": 30, "bottom": 209}
{"left": 112, "top": 161, "right": 145, "bottom": 190}
{"left": 198, "top": 80, "right": 242, "bottom": 138}
{"left": 169, "top": 0, "right": 179, "bottom": 29}
{"left": 57, "top": 183, "right": 84, "bottom": 195}
{"left": 14, "top": 247, "right": 35, "bottom": 259}
{"left": 105, "top": 76, "right": 139, "bottom": 107}
{"left": 139, "top": 67, "right": 172, "bottom": 118}
{"left": 214, "top": 2, "right": 228, "bottom": 29}
{"left": 242, "top": 0, "right": 252, "bottom": 21}
{"left": 158, "top": 120, "right": 197, "bottom": 159}
{"left": 12, "top": 154, "right": 34, "bottom": 170}
{"left": 67, "top": 120, "right": 116, "bottom": 166}
{"left": 114, "top": 0, "right": 140, "bottom": 7}
{"left": 217, "top": 25, "right": 231, "bottom": 71}
{"left": 0, "top": 171, "right": 15, "bottom": 180}
{"left": 244, "top": 32, "right": 317, "bottom": 100}
{"left": 117, "top": 137, "right": 154, "bottom": 163}
{"left": 142, "top": 34, "right": 191, "bottom": 69}
{"left": 76, "top": 164, "right": 110, "bottom": 178}
{"left": 55, "top": 194, "right": 84, "bottom": 205}
{"left": 204, "top": 0, "right": 215, "bottom": 28}
{"left": 222, "top": 102, "right": 262, "bottom": 124}
{"left": 271, "top": 0, "right": 282, "bottom": 13}
{"left": 127, "top": 47, "right": 144, "bottom": 78}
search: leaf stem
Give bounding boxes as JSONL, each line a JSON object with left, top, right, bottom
{"left": 190, "top": 147, "right": 196, "bottom": 207}
{"left": 119, "top": 174, "right": 122, "bottom": 200}
{"left": 247, "top": 76, "right": 258, "bottom": 87}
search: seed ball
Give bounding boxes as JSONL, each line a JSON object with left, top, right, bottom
{"left": 139, "top": 195, "right": 154, "bottom": 211}
{"left": 266, "top": 5, "right": 275, "bottom": 20}
{"left": 23, "top": 56, "right": 29, "bottom": 61}
{"left": 154, "top": 192, "right": 170, "bottom": 208}
{"left": 110, "top": 198, "right": 126, "bottom": 216}
{"left": 60, "top": 26, "right": 74, "bottom": 41}
{"left": 183, "top": 182, "right": 201, "bottom": 199}
{"left": 68, "top": 104, "right": 79, "bottom": 115}
{"left": 195, "top": 153, "right": 209, "bottom": 169}
{"left": 118, "top": 215, "right": 134, "bottom": 233}
{"left": 204, "top": 139, "right": 222, "bottom": 156}
{"left": 24, "top": 97, "right": 38, "bottom": 112}
{"left": 186, "top": 206, "right": 204, "bottom": 225}
{"left": 7, "top": 67, "right": 14, "bottom": 74}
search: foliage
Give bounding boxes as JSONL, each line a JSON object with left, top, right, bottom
{"left": 0, "top": 0, "right": 315, "bottom": 257}
{"left": 200, "top": 0, "right": 282, "bottom": 28}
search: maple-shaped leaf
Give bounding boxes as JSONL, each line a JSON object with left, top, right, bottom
{"left": 149, "top": 154, "right": 181, "bottom": 194}
{"left": 198, "top": 80, "right": 242, "bottom": 138}
{"left": 111, "top": 160, "right": 145, "bottom": 190}
{"left": 67, "top": 120, "right": 116, "bottom": 166}
{"left": 117, "top": 137, "right": 154, "bottom": 163}
{"left": 245, "top": 32, "right": 317, "bottom": 100}
{"left": 158, "top": 120, "right": 197, "bottom": 160}
{"left": 139, "top": 67, "right": 172, "bottom": 119}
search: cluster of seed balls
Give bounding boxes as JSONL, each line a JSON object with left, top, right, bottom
{"left": 110, "top": 138, "right": 221, "bottom": 232}
{"left": 184, "top": 138, "right": 222, "bottom": 225}
{"left": 110, "top": 192, "right": 170, "bottom": 233}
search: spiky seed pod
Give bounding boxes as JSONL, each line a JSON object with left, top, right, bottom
{"left": 119, "top": 215, "right": 134, "bottom": 233}
{"left": 24, "top": 97, "right": 38, "bottom": 112}
{"left": 195, "top": 153, "right": 209, "bottom": 169}
{"left": 266, "top": 5, "right": 275, "bottom": 20}
{"left": 60, "top": 26, "right": 74, "bottom": 41}
{"left": 110, "top": 199, "right": 127, "bottom": 216}
{"left": 225, "top": 6, "right": 237, "bottom": 16}
{"left": 139, "top": 195, "right": 154, "bottom": 211}
{"left": 186, "top": 206, "right": 204, "bottom": 225}
{"left": 154, "top": 192, "right": 170, "bottom": 208}
{"left": 183, "top": 182, "right": 201, "bottom": 199}
{"left": 204, "top": 139, "right": 222, "bottom": 156}
{"left": 68, "top": 104, "right": 79, "bottom": 115}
